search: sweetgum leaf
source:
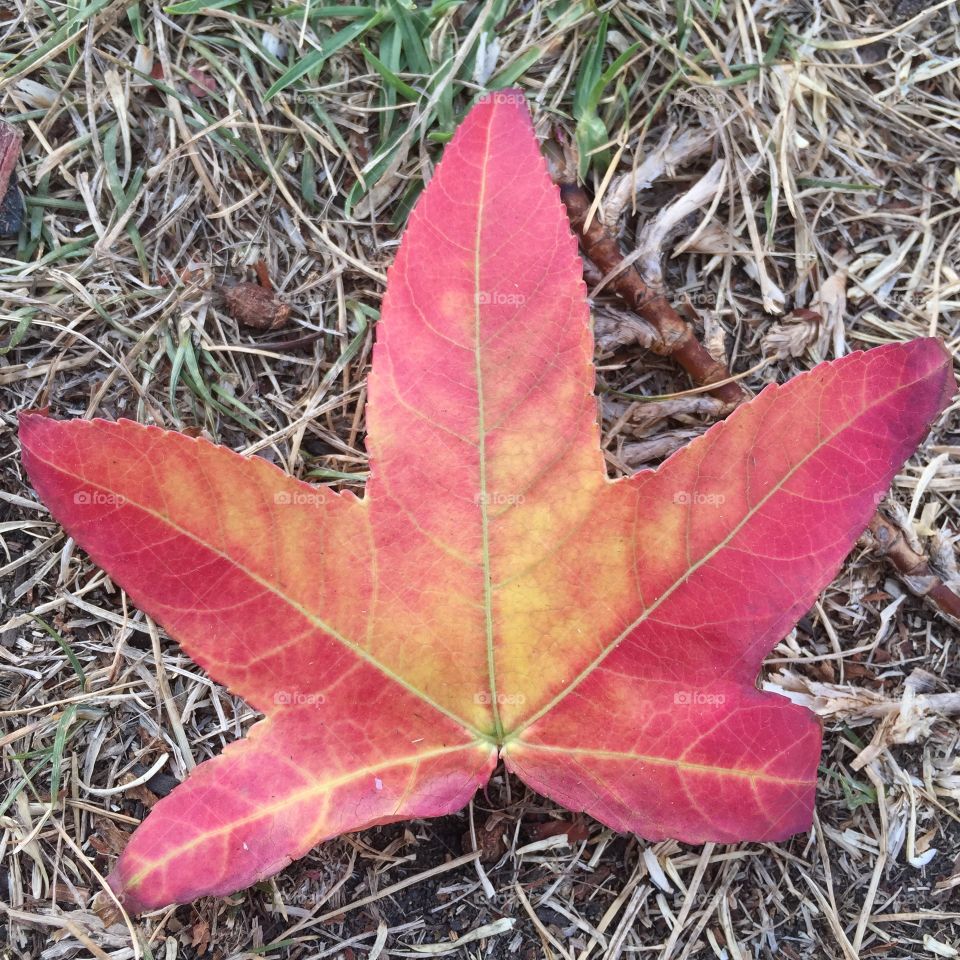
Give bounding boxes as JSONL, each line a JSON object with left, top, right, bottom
{"left": 19, "top": 90, "right": 955, "bottom": 912}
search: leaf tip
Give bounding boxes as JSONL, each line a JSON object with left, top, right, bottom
{"left": 18, "top": 407, "right": 58, "bottom": 470}
{"left": 106, "top": 864, "right": 150, "bottom": 916}
{"left": 17, "top": 405, "right": 50, "bottom": 433}
{"left": 911, "top": 334, "right": 954, "bottom": 383}
{"left": 889, "top": 335, "right": 956, "bottom": 418}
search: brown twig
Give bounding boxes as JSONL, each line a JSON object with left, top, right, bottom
{"left": 558, "top": 182, "right": 747, "bottom": 411}
{"left": 553, "top": 168, "right": 960, "bottom": 626}
{"left": 862, "top": 513, "right": 960, "bottom": 627}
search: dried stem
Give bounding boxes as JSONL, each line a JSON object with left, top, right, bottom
{"left": 558, "top": 182, "right": 746, "bottom": 411}
{"left": 863, "top": 513, "right": 960, "bottom": 627}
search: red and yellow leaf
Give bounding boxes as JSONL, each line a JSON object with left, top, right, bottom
{"left": 19, "top": 91, "right": 955, "bottom": 911}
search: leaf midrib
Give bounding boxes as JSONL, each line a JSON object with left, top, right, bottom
{"left": 473, "top": 109, "right": 504, "bottom": 741}
{"left": 514, "top": 742, "right": 816, "bottom": 786}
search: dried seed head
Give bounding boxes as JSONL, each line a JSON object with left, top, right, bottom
{"left": 222, "top": 282, "right": 290, "bottom": 330}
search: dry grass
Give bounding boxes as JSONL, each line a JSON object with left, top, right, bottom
{"left": 2, "top": 0, "right": 960, "bottom": 957}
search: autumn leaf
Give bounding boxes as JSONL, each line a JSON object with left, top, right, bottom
{"left": 19, "top": 90, "right": 955, "bottom": 912}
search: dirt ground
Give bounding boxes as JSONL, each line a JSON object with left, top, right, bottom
{"left": 2, "top": 1, "right": 960, "bottom": 957}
